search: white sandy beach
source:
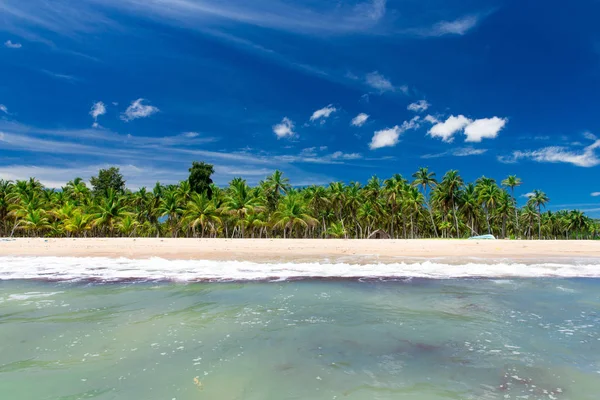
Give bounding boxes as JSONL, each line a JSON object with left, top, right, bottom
{"left": 1, "top": 238, "right": 599, "bottom": 263}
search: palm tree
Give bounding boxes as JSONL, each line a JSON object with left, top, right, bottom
{"left": 264, "top": 170, "right": 291, "bottom": 211}
{"left": 272, "top": 194, "right": 317, "bottom": 238}
{"left": 64, "top": 211, "right": 92, "bottom": 237}
{"left": 476, "top": 178, "right": 500, "bottom": 235}
{"left": 158, "top": 190, "right": 184, "bottom": 237}
{"left": 92, "top": 189, "right": 129, "bottom": 235}
{"left": 326, "top": 222, "right": 346, "bottom": 238}
{"left": 439, "top": 170, "right": 464, "bottom": 238}
{"left": 501, "top": 175, "right": 523, "bottom": 237}
{"left": 223, "top": 178, "right": 263, "bottom": 238}
{"left": 412, "top": 167, "right": 439, "bottom": 238}
{"left": 116, "top": 215, "right": 139, "bottom": 237}
{"left": 304, "top": 185, "right": 330, "bottom": 235}
{"left": 528, "top": 190, "right": 550, "bottom": 239}
{"left": 17, "top": 208, "right": 50, "bottom": 236}
{"left": 384, "top": 174, "right": 406, "bottom": 238}
{"left": 182, "top": 192, "right": 221, "bottom": 238}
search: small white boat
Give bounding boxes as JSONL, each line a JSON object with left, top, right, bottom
{"left": 468, "top": 234, "right": 496, "bottom": 240}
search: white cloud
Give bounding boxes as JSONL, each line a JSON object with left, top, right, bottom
{"left": 0, "top": 105, "right": 8, "bottom": 114}
{"left": 273, "top": 117, "right": 295, "bottom": 139}
{"left": 500, "top": 138, "right": 600, "bottom": 168}
{"left": 428, "top": 115, "right": 471, "bottom": 142}
{"left": 182, "top": 131, "right": 199, "bottom": 138}
{"left": 4, "top": 40, "right": 22, "bottom": 49}
{"left": 351, "top": 113, "right": 369, "bottom": 127}
{"left": 310, "top": 105, "right": 337, "bottom": 122}
{"left": 522, "top": 192, "right": 535, "bottom": 198}
{"left": 121, "top": 98, "right": 159, "bottom": 122}
{"left": 453, "top": 147, "right": 488, "bottom": 156}
{"left": 464, "top": 117, "right": 507, "bottom": 142}
{"left": 424, "top": 115, "right": 439, "bottom": 124}
{"left": 370, "top": 126, "right": 402, "bottom": 149}
{"left": 421, "top": 147, "right": 487, "bottom": 159}
{"left": 426, "top": 114, "right": 507, "bottom": 143}
{"left": 89, "top": 101, "right": 106, "bottom": 127}
{"left": 591, "top": 192, "right": 600, "bottom": 197}
{"left": 407, "top": 100, "right": 430, "bottom": 113}
{"left": 425, "top": 15, "right": 480, "bottom": 36}
{"left": 365, "top": 71, "right": 406, "bottom": 93}
{"left": 369, "top": 116, "right": 420, "bottom": 150}
{"left": 331, "top": 151, "right": 362, "bottom": 160}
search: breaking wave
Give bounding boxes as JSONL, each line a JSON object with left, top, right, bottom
{"left": 0, "top": 257, "right": 599, "bottom": 282}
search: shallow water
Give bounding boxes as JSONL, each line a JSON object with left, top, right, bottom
{"left": 2, "top": 267, "right": 600, "bottom": 400}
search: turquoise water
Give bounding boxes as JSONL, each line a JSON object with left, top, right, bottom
{"left": 1, "top": 277, "right": 600, "bottom": 399}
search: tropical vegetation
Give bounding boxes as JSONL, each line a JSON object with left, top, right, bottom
{"left": 0, "top": 165, "right": 598, "bottom": 240}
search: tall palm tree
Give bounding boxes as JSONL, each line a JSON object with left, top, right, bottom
{"left": 501, "top": 175, "right": 522, "bottom": 237}
{"left": 223, "top": 179, "right": 263, "bottom": 238}
{"left": 439, "top": 170, "right": 464, "bottom": 237}
{"left": 412, "top": 167, "right": 439, "bottom": 237}
{"left": 528, "top": 189, "right": 550, "bottom": 240}
{"left": 157, "top": 190, "right": 183, "bottom": 237}
{"left": 476, "top": 178, "right": 500, "bottom": 235}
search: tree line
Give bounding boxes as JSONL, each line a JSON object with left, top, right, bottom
{"left": 0, "top": 162, "right": 597, "bottom": 240}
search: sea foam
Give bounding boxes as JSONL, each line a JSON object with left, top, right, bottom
{"left": 0, "top": 256, "right": 599, "bottom": 282}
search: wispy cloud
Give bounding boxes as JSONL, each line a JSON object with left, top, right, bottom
{"left": 5, "top": 0, "right": 387, "bottom": 37}
{"left": 0, "top": 120, "right": 337, "bottom": 185}
{"left": 365, "top": 71, "right": 407, "bottom": 94}
{"left": 121, "top": 99, "right": 159, "bottom": 122}
{"left": 499, "top": 136, "right": 600, "bottom": 168}
{"left": 351, "top": 113, "right": 369, "bottom": 127}
{"left": 310, "top": 105, "right": 337, "bottom": 122}
{"left": 40, "top": 69, "right": 80, "bottom": 82}
{"left": 415, "top": 15, "right": 481, "bottom": 37}
{"left": 273, "top": 117, "right": 295, "bottom": 139}
{"left": 591, "top": 192, "right": 600, "bottom": 197}
{"left": 275, "top": 149, "right": 363, "bottom": 164}
{"left": 421, "top": 147, "right": 488, "bottom": 159}
{"left": 4, "top": 40, "right": 22, "bottom": 49}
{"left": 90, "top": 101, "right": 106, "bottom": 128}
{"left": 369, "top": 116, "right": 420, "bottom": 150}
{"left": 407, "top": 100, "right": 430, "bottom": 112}
{"left": 0, "top": 105, "right": 8, "bottom": 114}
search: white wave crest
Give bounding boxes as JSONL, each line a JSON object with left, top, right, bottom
{"left": 0, "top": 257, "right": 599, "bottom": 282}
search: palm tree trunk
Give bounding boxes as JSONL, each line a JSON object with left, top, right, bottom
{"left": 538, "top": 206, "right": 542, "bottom": 240}
{"left": 452, "top": 197, "right": 459, "bottom": 238}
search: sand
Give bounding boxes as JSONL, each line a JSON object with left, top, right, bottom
{"left": 1, "top": 238, "right": 599, "bottom": 263}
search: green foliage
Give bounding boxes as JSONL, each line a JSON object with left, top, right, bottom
{"left": 90, "top": 167, "right": 125, "bottom": 197}
{"left": 188, "top": 162, "right": 214, "bottom": 198}
{"left": 0, "top": 169, "right": 598, "bottom": 240}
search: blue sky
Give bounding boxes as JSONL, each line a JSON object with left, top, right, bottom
{"left": 1, "top": 0, "right": 600, "bottom": 215}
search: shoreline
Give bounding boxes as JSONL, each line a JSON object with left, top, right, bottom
{"left": 1, "top": 238, "right": 599, "bottom": 264}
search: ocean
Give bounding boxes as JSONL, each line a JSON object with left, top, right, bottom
{"left": 1, "top": 257, "right": 599, "bottom": 399}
